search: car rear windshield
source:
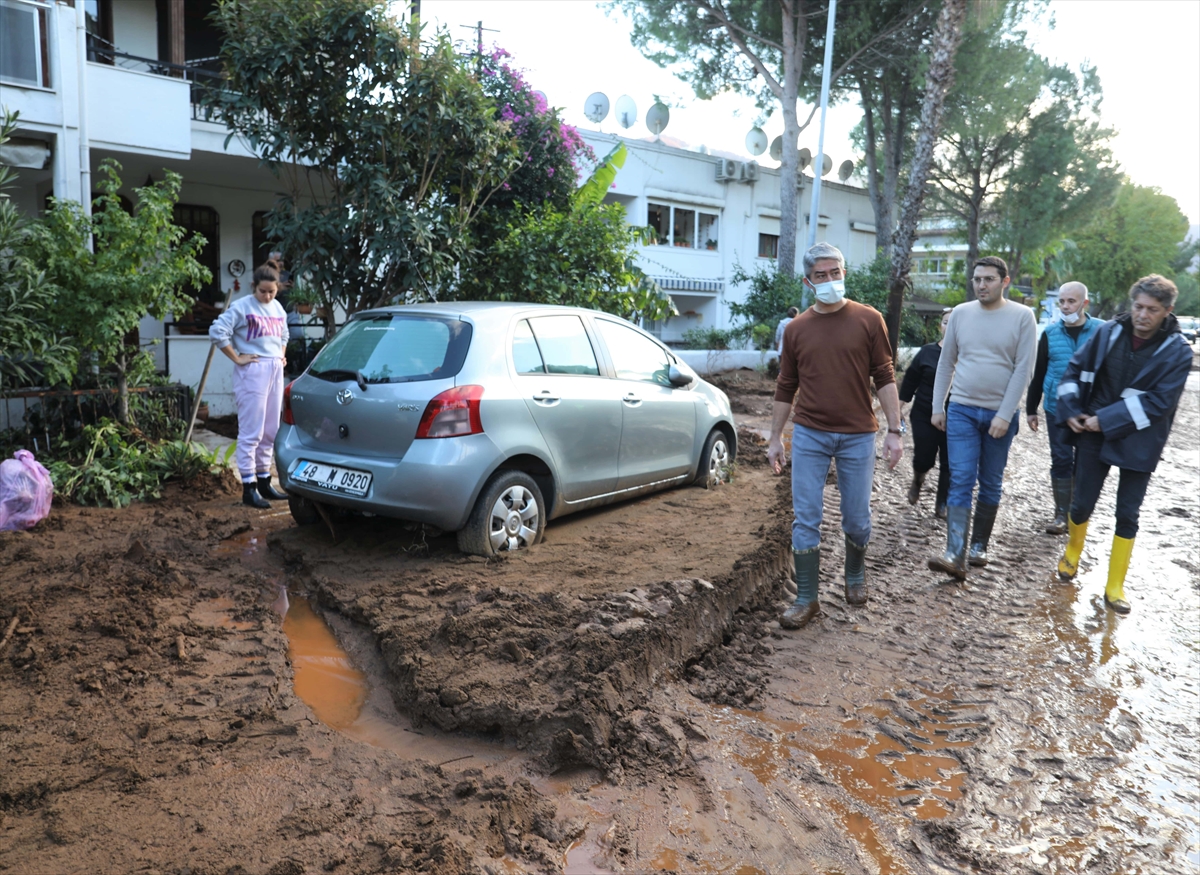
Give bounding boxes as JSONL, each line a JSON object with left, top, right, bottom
{"left": 308, "top": 314, "right": 472, "bottom": 383}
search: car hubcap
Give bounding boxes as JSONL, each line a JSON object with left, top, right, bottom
{"left": 488, "top": 485, "right": 539, "bottom": 552}
{"left": 708, "top": 440, "right": 730, "bottom": 482}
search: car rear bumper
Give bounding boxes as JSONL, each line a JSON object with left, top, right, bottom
{"left": 274, "top": 424, "right": 502, "bottom": 531}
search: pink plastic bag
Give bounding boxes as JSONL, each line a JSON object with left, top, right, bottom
{"left": 0, "top": 449, "right": 53, "bottom": 532}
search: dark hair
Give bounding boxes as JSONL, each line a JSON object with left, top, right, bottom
{"left": 787, "top": 306, "right": 800, "bottom": 318}
{"left": 973, "top": 256, "right": 1008, "bottom": 279}
{"left": 1129, "top": 274, "right": 1178, "bottom": 308}
{"left": 252, "top": 263, "right": 280, "bottom": 287}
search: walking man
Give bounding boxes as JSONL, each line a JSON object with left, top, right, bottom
{"left": 1055, "top": 275, "right": 1192, "bottom": 613}
{"left": 928, "top": 256, "right": 1037, "bottom": 578}
{"left": 775, "top": 306, "right": 800, "bottom": 352}
{"left": 767, "top": 242, "right": 903, "bottom": 629}
{"left": 1025, "top": 282, "right": 1103, "bottom": 533}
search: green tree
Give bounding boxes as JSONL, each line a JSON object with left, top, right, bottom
{"left": 458, "top": 144, "right": 674, "bottom": 322}
{"left": 203, "top": 0, "right": 518, "bottom": 329}
{"left": 30, "top": 160, "right": 210, "bottom": 422}
{"left": 1070, "top": 182, "right": 1190, "bottom": 315}
{"left": 612, "top": 0, "right": 923, "bottom": 277}
{"left": 1170, "top": 236, "right": 1199, "bottom": 316}
{"left": 0, "top": 110, "right": 75, "bottom": 391}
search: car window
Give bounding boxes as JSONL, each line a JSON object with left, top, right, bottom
{"left": 527, "top": 315, "right": 599, "bottom": 376}
{"left": 512, "top": 319, "right": 545, "bottom": 374}
{"left": 595, "top": 319, "right": 672, "bottom": 387}
{"left": 308, "top": 315, "right": 471, "bottom": 383}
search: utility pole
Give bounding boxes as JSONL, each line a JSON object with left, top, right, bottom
{"left": 805, "top": 0, "right": 837, "bottom": 252}
{"left": 459, "top": 20, "right": 498, "bottom": 71}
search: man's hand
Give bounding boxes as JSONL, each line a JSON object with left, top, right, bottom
{"left": 931, "top": 413, "right": 946, "bottom": 432}
{"left": 987, "top": 416, "right": 1010, "bottom": 439}
{"left": 1082, "top": 415, "right": 1100, "bottom": 432}
{"left": 767, "top": 437, "right": 786, "bottom": 475}
{"left": 1067, "top": 414, "right": 1089, "bottom": 433}
{"left": 883, "top": 432, "right": 902, "bottom": 470}
{"left": 1027, "top": 414, "right": 1039, "bottom": 432}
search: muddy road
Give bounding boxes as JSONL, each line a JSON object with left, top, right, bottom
{"left": 1, "top": 369, "right": 1196, "bottom": 874}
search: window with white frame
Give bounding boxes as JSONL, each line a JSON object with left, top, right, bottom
{"left": 646, "top": 202, "right": 719, "bottom": 251}
{"left": 0, "top": 0, "right": 51, "bottom": 88}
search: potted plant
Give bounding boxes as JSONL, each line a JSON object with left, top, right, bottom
{"left": 288, "top": 284, "right": 320, "bottom": 315}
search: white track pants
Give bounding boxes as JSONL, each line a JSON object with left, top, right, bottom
{"left": 232, "top": 358, "right": 284, "bottom": 483}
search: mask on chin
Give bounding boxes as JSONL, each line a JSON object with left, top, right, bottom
{"left": 1061, "top": 309, "right": 1082, "bottom": 326}
{"left": 809, "top": 279, "right": 846, "bottom": 305}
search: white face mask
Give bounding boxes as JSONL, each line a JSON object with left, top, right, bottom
{"left": 810, "top": 279, "right": 846, "bottom": 305}
{"left": 1061, "top": 309, "right": 1082, "bottom": 325}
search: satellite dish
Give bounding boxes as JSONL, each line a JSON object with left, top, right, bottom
{"left": 646, "top": 102, "right": 670, "bottom": 136}
{"left": 532, "top": 90, "right": 548, "bottom": 107}
{"left": 584, "top": 92, "right": 609, "bottom": 124}
{"left": 838, "top": 159, "right": 855, "bottom": 182}
{"left": 798, "top": 148, "right": 812, "bottom": 171}
{"left": 696, "top": 144, "right": 710, "bottom": 155}
{"left": 769, "top": 135, "right": 783, "bottom": 162}
{"left": 745, "top": 127, "right": 767, "bottom": 156}
{"left": 819, "top": 153, "right": 833, "bottom": 176}
{"left": 615, "top": 95, "right": 637, "bottom": 129}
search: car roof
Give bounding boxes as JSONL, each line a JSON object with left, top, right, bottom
{"left": 355, "top": 301, "right": 595, "bottom": 319}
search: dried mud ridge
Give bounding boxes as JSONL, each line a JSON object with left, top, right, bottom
{"left": 275, "top": 441, "right": 792, "bottom": 777}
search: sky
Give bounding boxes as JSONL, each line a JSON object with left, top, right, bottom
{"left": 418, "top": 0, "right": 1200, "bottom": 229}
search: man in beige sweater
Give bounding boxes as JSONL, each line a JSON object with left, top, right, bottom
{"left": 928, "top": 256, "right": 1037, "bottom": 578}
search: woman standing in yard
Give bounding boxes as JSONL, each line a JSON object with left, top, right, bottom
{"left": 209, "top": 263, "right": 289, "bottom": 508}
{"left": 899, "top": 308, "right": 952, "bottom": 518}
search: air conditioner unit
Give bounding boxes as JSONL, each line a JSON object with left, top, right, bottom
{"left": 738, "top": 161, "right": 760, "bottom": 183}
{"left": 715, "top": 158, "right": 738, "bottom": 182}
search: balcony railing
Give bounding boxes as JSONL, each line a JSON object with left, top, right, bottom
{"left": 86, "top": 38, "right": 224, "bottom": 121}
{"left": 0, "top": 0, "right": 52, "bottom": 89}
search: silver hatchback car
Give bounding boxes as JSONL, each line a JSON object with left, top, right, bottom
{"left": 275, "top": 302, "right": 736, "bottom": 555}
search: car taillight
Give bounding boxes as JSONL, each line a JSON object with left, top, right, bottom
{"left": 282, "top": 380, "right": 295, "bottom": 425}
{"left": 415, "top": 385, "right": 484, "bottom": 439}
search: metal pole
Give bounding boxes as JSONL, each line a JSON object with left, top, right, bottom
{"left": 805, "top": 0, "right": 837, "bottom": 251}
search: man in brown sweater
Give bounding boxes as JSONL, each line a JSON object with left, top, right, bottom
{"left": 767, "top": 242, "right": 904, "bottom": 629}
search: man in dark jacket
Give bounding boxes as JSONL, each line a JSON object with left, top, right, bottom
{"left": 1055, "top": 274, "right": 1193, "bottom": 613}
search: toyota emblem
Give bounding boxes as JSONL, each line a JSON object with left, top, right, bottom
{"left": 336, "top": 389, "right": 354, "bottom": 406}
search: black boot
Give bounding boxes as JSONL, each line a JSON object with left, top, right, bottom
{"left": 968, "top": 503, "right": 999, "bottom": 566}
{"left": 242, "top": 482, "right": 270, "bottom": 509}
{"left": 780, "top": 547, "right": 821, "bottom": 629}
{"left": 934, "top": 464, "right": 949, "bottom": 519}
{"left": 257, "top": 476, "right": 287, "bottom": 501}
{"left": 844, "top": 535, "right": 868, "bottom": 605}
{"left": 1045, "top": 478, "right": 1072, "bottom": 534}
{"left": 907, "top": 470, "right": 926, "bottom": 506}
{"left": 928, "top": 506, "right": 970, "bottom": 579}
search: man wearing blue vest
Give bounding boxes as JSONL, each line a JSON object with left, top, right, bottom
{"left": 1025, "top": 282, "right": 1103, "bottom": 534}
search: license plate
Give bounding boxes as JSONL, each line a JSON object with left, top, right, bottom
{"left": 292, "top": 461, "right": 373, "bottom": 497}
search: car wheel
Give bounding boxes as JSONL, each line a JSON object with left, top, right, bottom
{"left": 696, "top": 428, "right": 732, "bottom": 488}
{"left": 288, "top": 493, "right": 322, "bottom": 526}
{"left": 457, "top": 470, "right": 546, "bottom": 557}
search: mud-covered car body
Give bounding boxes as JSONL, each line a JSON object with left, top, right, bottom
{"left": 275, "top": 303, "right": 735, "bottom": 550}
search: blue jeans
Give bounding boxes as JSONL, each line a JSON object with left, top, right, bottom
{"left": 791, "top": 423, "right": 876, "bottom": 551}
{"left": 946, "top": 402, "right": 1018, "bottom": 509}
{"left": 1046, "top": 418, "right": 1075, "bottom": 481}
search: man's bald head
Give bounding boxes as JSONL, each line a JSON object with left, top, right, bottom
{"left": 1058, "top": 282, "right": 1090, "bottom": 322}
{"left": 1059, "top": 281, "right": 1088, "bottom": 300}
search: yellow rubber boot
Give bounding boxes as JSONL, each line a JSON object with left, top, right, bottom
{"left": 1104, "top": 536, "right": 1134, "bottom": 614}
{"left": 1057, "top": 517, "right": 1088, "bottom": 580}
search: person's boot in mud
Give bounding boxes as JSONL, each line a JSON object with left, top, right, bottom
{"left": 929, "top": 505, "right": 970, "bottom": 579}
{"left": 906, "top": 470, "right": 926, "bottom": 505}
{"left": 242, "top": 480, "right": 271, "bottom": 509}
{"left": 844, "top": 535, "right": 868, "bottom": 605}
{"left": 1104, "top": 536, "right": 1134, "bottom": 614}
{"left": 1057, "top": 516, "right": 1088, "bottom": 580}
{"left": 780, "top": 547, "right": 821, "bottom": 629}
{"left": 257, "top": 473, "right": 287, "bottom": 502}
{"left": 1045, "top": 478, "right": 1072, "bottom": 534}
{"left": 967, "top": 502, "right": 999, "bottom": 567}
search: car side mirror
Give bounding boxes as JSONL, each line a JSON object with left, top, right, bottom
{"left": 668, "top": 364, "right": 694, "bottom": 387}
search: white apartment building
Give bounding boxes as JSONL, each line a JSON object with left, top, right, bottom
{"left": 578, "top": 130, "right": 878, "bottom": 345}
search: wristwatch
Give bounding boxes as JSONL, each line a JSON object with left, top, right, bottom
{"left": 888, "top": 424, "right": 904, "bottom": 436}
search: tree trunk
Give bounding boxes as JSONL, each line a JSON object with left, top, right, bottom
{"left": 885, "top": 0, "right": 968, "bottom": 359}
{"left": 964, "top": 177, "right": 983, "bottom": 299}
{"left": 776, "top": 2, "right": 806, "bottom": 278}
{"left": 859, "top": 79, "right": 891, "bottom": 256}
{"left": 116, "top": 350, "right": 130, "bottom": 425}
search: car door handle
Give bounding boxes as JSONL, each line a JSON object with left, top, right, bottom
{"left": 622, "top": 392, "right": 642, "bottom": 406}
{"left": 532, "top": 390, "right": 560, "bottom": 406}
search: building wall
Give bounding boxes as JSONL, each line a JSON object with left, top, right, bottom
{"left": 578, "top": 131, "right": 877, "bottom": 343}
